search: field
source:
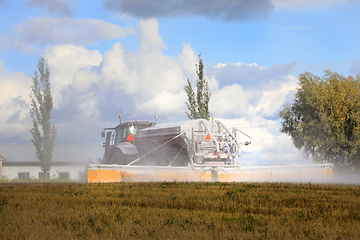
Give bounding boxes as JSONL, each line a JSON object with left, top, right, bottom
{"left": 1, "top": 182, "right": 360, "bottom": 239}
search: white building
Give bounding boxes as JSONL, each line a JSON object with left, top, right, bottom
{"left": 0, "top": 144, "right": 103, "bottom": 182}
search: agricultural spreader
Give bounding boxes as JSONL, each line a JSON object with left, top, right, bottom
{"left": 88, "top": 116, "right": 333, "bottom": 182}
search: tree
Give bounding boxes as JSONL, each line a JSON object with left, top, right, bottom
{"left": 280, "top": 70, "right": 360, "bottom": 169}
{"left": 184, "top": 54, "right": 211, "bottom": 120}
{"left": 30, "top": 57, "right": 57, "bottom": 175}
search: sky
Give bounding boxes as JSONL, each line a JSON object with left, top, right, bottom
{"left": 1, "top": 0, "right": 360, "bottom": 166}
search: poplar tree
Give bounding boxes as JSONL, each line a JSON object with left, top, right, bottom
{"left": 185, "top": 54, "right": 211, "bottom": 120}
{"left": 30, "top": 57, "right": 57, "bottom": 175}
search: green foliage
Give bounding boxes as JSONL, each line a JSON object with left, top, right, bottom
{"left": 1, "top": 182, "right": 360, "bottom": 239}
{"left": 280, "top": 70, "right": 360, "bottom": 169}
{"left": 184, "top": 79, "right": 198, "bottom": 119}
{"left": 29, "top": 57, "right": 57, "bottom": 173}
{"left": 185, "top": 54, "right": 211, "bottom": 120}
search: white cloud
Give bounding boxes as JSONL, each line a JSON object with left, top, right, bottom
{"left": 72, "top": 68, "right": 101, "bottom": 92}
{"left": 253, "top": 75, "right": 298, "bottom": 117}
{"left": 100, "top": 42, "right": 140, "bottom": 94}
{"left": 76, "top": 92, "right": 100, "bottom": 119}
{"left": 44, "top": 44, "right": 103, "bottom": 108}
{"left": 138, "top": 18, "right": 166, "bottom": 52}
{"left": 206, "top": 61, "right": 297, "bottom": 119}
{"left": 137, "top": 90, "right": 186, "bottom": 117}
{"left": 210, "top": 83, "right": 250, "bottom": 117}
{"left": 12, "top": 17, "right": 134, "bottom": 51}
{"left": 0, "top": 63, "right": 32, "bottom": 143}
{"left": 177, "top": 43, "right": 198, "bottom": 80}
{"left": 100, "top": 19, "right": 186, "bottom": 99}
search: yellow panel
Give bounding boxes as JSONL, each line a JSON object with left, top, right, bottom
{"left": 197, "top": 172, "right": 211, "bottom": 181}
{"left": 122, "top": 171, "right": 153, "bottom": 182}
{"left": 88, "top": 166, "right": 334, "bottom": 183}
{"left": 88, "top": 169, "right": 122, "bottom": 183}
{"left": 153, "top": 172, "right": 179, "bottom": 181}
{"left": 174, "top": 171, "right": 187, "bottom": 181}
{"left": 219, "top": 171, "right": 252, "bottom": 182}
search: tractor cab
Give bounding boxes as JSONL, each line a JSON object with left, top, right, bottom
{"left": 101, "top": 117, "right": 155, "bottom": 164}
{"left": 113, "top": 122, "right": 151, "bottom": 145}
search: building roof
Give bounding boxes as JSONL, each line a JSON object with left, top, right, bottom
{"left": 0, "top": 144, "right": 104, "bottom": 163}
{"left": 0, "top": 155, "right": 4, "bottom": 161}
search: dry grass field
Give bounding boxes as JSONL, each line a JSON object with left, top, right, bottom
{"left": 1, "top": 182, "right": 360, "bottom": 239}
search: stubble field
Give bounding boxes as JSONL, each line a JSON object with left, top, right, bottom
{"left": 1, "top": 182, "right": 360, "bottom": 239}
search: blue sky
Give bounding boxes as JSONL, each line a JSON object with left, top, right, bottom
{"left": 1, "top": 0, "right": 360, "bottom": 165}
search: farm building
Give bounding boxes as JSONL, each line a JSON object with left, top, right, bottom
{"left": 0, "top": 144, "right": 103, "bottom": 182}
